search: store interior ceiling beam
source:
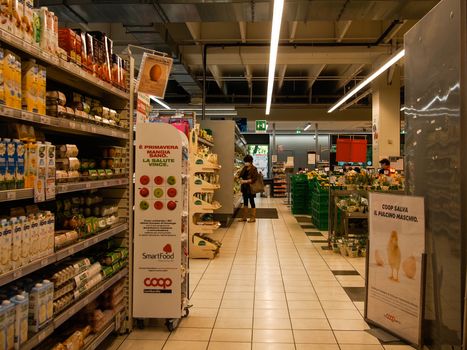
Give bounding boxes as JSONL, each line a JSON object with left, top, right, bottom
{"left": 335, "top": 20, "right": 352, "bottom": 43}
{"left": 245, "top": 65, "right": 253, "bottom": 89}
{"left": 336, "top": 63, "right": 365, "bottom": 91}
{"left": 288, "top": 21, "right": 298, "bottom": 43}
{"left": 278, "top": 65, "right": 287, "bottom": 90}
{"left": 307, "top": 64, "right": 326, "bottom": 91}
{"left": 186, "top": 22, "right": 201, "bottom": 43}
{"left": 383, "top": 20, "right": 408, "bottom": 44}
{"left": 338, "top": 88, "right": 372, "bottom": 112}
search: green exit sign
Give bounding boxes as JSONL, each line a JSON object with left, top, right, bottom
{"left": 296, "top": 128, "right": 302, "bottom": 134}
{"left": 255, "top": 120, "right": 267, "bottom": 133}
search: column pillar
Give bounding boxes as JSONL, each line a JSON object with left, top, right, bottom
{"left": 371, "top": 64, "right": 401, "bottom": 166}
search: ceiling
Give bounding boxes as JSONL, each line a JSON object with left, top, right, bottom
{"left": 40, "top": 0, "right": 438, "bottom": 117}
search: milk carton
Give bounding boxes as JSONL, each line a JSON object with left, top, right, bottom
{"left": 9, "top": 218, "right": 21, "bottom": 270}
{"left": 28, "top": 283, "right": 46, "bottom": 332}
{"left": 0, "top": 139, "right": 7, "bottom": 191}
{"left": 25, "top": 142, "right": 37, "bottom": 189}
{"left": 44, "top": 211, "right": 54, "bottom": 254}
{"left": 34, "top": 142, "right": 46, "bottom": 203}
{"left": 41, "top": 280, "right": 53, "bottom": 321}
{"left": 0, "top": 49, "right": 5, "bottom": 106}
{"left": 3, "top": 52, "right": 16, "bottom": 108}
{"left": 10, "top": 295, "right": 28, "bottom": 349}
{"left": 14, "top": 59, "right": 21, "bottom": 110}
{"left": 0, "top": 303, "right": 6, "bottom": 350}
{"left": 4, "top": 140, "right": 15, "bottom": 191}
{"left": 19, "top": 217, "right": 30, "bottom": 266}
{"left": 21, "top": 60, "right": 38, "bottom": 113}
{"left": 44, "top": 142, "right": 55, "bottom": 201}
{"left": 1, "top": 301, "right": 15, "bottom": 350}
{"left": 37, "top": 213, "right": 47, "bottom": 257}
{"left": 14, "top": 141, "right": 24, "bottom": 190}
{"left": 0, "top": 220, "right": 12, "bottom": 273}
{"left": 28, "top": 214, "right": 39, "bottom": 261}
{"left": 36, "top": 65, "right": 46, "bottom": 115}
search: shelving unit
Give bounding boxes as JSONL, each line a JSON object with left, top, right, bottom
{"left": 273, "top": 162, "right": 287, "bottom": 198}
{"left": 199, "top": 120, "right": 248, "bottom": 224}
{"left": 189, "top": 127, "right": 223, "bottom": 259}
{"left": 0, "top": 23, "right": 132, "bottom": 349}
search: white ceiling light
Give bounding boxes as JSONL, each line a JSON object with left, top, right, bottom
{"left": 328, "top": 48, "right": 405, "bottom": 113}
{"left": 304, "top": 123, "right": 312, "bottom": 131}
{"left": 150, "top": 96, "right": 171, "bottom": 110}
{"left": 265, "top": 0, "right": 285, "bottom": 115}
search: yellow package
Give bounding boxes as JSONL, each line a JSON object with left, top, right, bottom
{"left": 22, "top": 0, "right": 34, "bottom": 44}
{"left": 36, "top": 65, "right": 45, "bottom": 114}
{"left": 11, "top": 0, "right": 22, "bottom": 39}
{"left": 14, "top": 56, "right": 21, "bottom": 109}
{"left": 4, "top": 51, "right": 17, "bottom": 108}
{"left": 0, "top": 48, "right": 4, "bottom": 105}
{"left": 21, "top": 60, "right": 38, "bottom": 112}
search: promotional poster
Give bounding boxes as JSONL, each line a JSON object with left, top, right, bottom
{"left": 366, "top": 192, "right": 425, "bottom": 345}
{"left": 135, "top": 53, "right": 173, "bottom": 99}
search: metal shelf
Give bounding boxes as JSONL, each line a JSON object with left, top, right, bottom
{"left": 0, "top": 178, "right": 129, "bottom": 203}
{"left": 0, "top": 105, "right": 129, "bottom": 140}
{"left": 22, "top": 268, "right": 128, "bottom": 350}
{"left": 56, "top": 178, "right": 129, "bottom": 194}
{"left": 0, "top": 29, "right": 129, "bottom": 101}
{"left": 84, "top": 319, "right": 116, "bottom": 350}
{"left": 0, "top": 222, "right": 128, "bottom": 287}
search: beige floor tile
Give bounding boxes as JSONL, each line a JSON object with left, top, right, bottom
{"left": 218, "top": 308, "right": 254, "bottom": 318}
{"left": 208, "top": 342, "right": 251, "bottom": 350}
{"left": 290, "top": 318, "right": 330, "bottom": 330}
{"left": 211, "top": 328, "right": 252, "bottom": 342}
{"left": 179, "top": 317, "right": 216, "bottom": 328}
{"left": 383, "top": 346, "right": 416, "bottom": 350}
{"left": 254, "top": 300, "right": 288, "bottom": 309}
{"left": 221, "top": 299, "right": 254, "bottom": 309}
{"left": 252, "top": 343, "right": 295, "bottom": 350}
{"left": 295, "top": 344, "right": 339, "bottom": 350}
{"left": 289, "top": 308, "right": 326, "bottom": 319}
{"left": 191, "top": 299, "right": 222, "bottom": 308}
{"left": 328, "top": 319, "right": 370, "bottom": 330}
{"left": 325, "top": 309, "right": 363, "bottom": 320}
{"left": 339, "top": 346, "right": 384, "bottom": 350}
{"left": 321, "top": 301, "right": 357, "bottom": 310}
{"left": 163, "top": 341, "right": 208, "bottom": 350}
{"left": 223, "top": 292, "right": 254, "bottom": 300}
{"left": 254, "top": 308, "right": 290, "bottom": 318}
{"left": 255, "top": 292, "right": 287, "bottom": 301}
{"left": 117, "top": 340, "right": 165, "bottom": 350}
{"left": 189, "top": 308, "right": 219, "bottom": 318}
{"left": 293, "top": 330, "right": 336, "bottom": 344}
{"left": 253, "top": 329, "right": 294, "bottom": 343}
{"left": 253, "top": 318, "right": 291, "bottom": 330}
{"left": 215, "top": 317, "right": 253, "bottom": 329}
{"left": 334, "top": 331, "right": 381, "bottom": 344}
{"left": 126, "top": 328, "right": 170, "bottom": 340}
{"left": 285, "top": 293, "right": 318, "bottom": 301}
{"left": 168, "top": 327, "right": 212, "bottom": 341}
{"left": 287, "top": 300, "right": 322, "bottom": 310}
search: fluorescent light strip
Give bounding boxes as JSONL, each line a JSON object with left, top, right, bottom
{"left": 304, "top": 123, "right": 311, "bottom": 131}
{"left": 150, "top": 96, "right": 171, "bottom": 110}
{"left": 265, "top": 0, "right": 285, "bottom": 115}
{"left": 328, "top": 48, "right": 405, "bottom": 113}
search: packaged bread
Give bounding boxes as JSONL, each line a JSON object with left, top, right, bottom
{"left": 46, "top": 91, "right": 66, "bottom": 105}
{"left": 57, "top": 144, "right": 79, "bottom": 157}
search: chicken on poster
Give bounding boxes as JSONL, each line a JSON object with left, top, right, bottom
{"left": 366, "top": 193, "right": 425, "bottom": 346}
{"left": 135, "top": 53, "right": 173, "bottom": 98}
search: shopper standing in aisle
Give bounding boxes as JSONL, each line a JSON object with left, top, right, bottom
{"left": 238, "top": 155, "right": 259, "bottom": 223}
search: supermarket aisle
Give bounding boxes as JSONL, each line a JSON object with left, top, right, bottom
{"left": 109, "top": 198, "right": 414, "bottom": 350}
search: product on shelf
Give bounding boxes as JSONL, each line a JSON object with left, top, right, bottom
{"left": 22, "top": 59, "right": 46, "bottom": 114}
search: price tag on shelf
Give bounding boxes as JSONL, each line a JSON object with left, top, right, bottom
{"left": 80, "top": 124, "right": 87, "bottom": 131}
{"left": 103, "top": 181, "right": 108, "bottom": 187}
{"left": 85, "top": 183, "right": 92, "bottom": 189}
{"left": 13, "top": 268, "right": 23, "bottom": 279}
{"left": 68, "top": 246, "right": 75, "bottom": 255}
{"left": 69, "top": 121, "right": 76, "bottom": 129}
{"left": 91, "top": 126, "right": 97, "bottom": 133}
{"left": 111, "top": 130, "right": 117, "bottom": 137}
{"left": 6, "top": 191, "right": 16, "bottom": 200}
{"left": 83, "top": 240, "right": 89, "bottom": 248}
{"left": 41, "top": 257, "right": 49, "bottom": 266}
{"left": 40, "top": 115, "right": 48, "bottom": 124}
{"left": 38, "top": 331, "right": 46, "bottom": 342}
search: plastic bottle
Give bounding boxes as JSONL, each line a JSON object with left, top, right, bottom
{"left": 10, "top": 295, "right": 28, "bottom": 349}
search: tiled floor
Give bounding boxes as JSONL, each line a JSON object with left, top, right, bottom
{"left": 105, "top": 198, "right": 414, "bottom": 350}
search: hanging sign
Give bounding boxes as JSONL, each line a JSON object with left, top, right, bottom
{"left": 133, "top": 123, "right": 184, "bottom": 318}
{"left": 255, "top": 120, "right": 267, "bottom": 133}
{"left": 366, "top": 193, "right": 425, "bottom": 346}
{"left": 136, "top": 53, "right": 173, "bottom": 98}
{"left": 307, "top": 151, "right": 316, "bottom": 165}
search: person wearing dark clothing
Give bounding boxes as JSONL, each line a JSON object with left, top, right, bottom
{"left": 379, "top": 158, "right": 391, "bottom": 175}
{"left": 237, "top": 155, "right": 259, "bottom": 222}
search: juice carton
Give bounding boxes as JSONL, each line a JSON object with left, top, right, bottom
{"left": 10, "top": 294, "right": 28, "bottom": 349}
{"left": 21, "top": 60, "right": 38, "bottom": 113}
{"left": 0, "top": 139, "right": 7, "bottom": 191}
{"left": 14, "top": 58, "right": 21, "bottom": 109}
{"left": 23, "top": 0, "right": 34, "bottom": 45}
{"left": 28, "top": 283, "right": 46, "bottom": 332}
{"left": 33, "top": 142, "right": 45, "bottom": 203}
{"left": 0, "top": 304, "right": 5, "bottom": 350}
{"left": 41, "top": 280, "right": 53, "bottom": 321}
{"left": 38, "top": 7, "right": 49, "bottom": 52}
{"left": 4, "top": 139, "right": 15, "bottom": 190}
{"left": 4, "top": 51, "right": 17, "bottom": 109}
{"left": 0, "top": 48, "right": 5, "bottom": 105}
{"left": 36, "top": 65, "right": 46, "bottom": 115}
{"left": 0, "top": 219, "right": 11, "bottom": 273}
{"left": 11, "top": 0, "right": 22, "bottom": 39}
{"left": 28, "top": 214, "right": 38, "bottom": 261}
{"left": 25, "top": 142, "right": 36, "bottom": 189}
{"left": 1, "top": 300, "right": 14, "bottom": 350}
{"left": 14, "top": 140, "right": 24, "bottom": 189}
{"left": 44, "top": 142, "right": 54, "bottom": 200}
{"left": 37, "top": 212, "right": 46, "bottom": 257}
{"left": 44, "top": 211, "right": 53, "bottom": 254}
{"left": 19, "top": 216, "right": 29, "bottom": 266}
{"left": 9, "top": 218, "right": 21, "bottom": 270}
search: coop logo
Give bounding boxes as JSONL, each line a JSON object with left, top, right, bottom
{"left": 384, "top": 313, "right": 401, "bottom": 324}
{"left": 142, "top": 244, "right": 174, "bottom": 261}
{"left": 143, "top": 277, "right": 173, "bottom": 294}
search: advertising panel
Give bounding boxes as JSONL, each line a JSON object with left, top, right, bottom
{"left": 136, "top": 53, "right": 173, "bottom": 98}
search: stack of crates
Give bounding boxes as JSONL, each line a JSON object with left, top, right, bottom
{"left": 310, "top": 181, "right": 329, "bottom": 230}
{"left": 291, "top": 174, "right": 309, "bottom": 215}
